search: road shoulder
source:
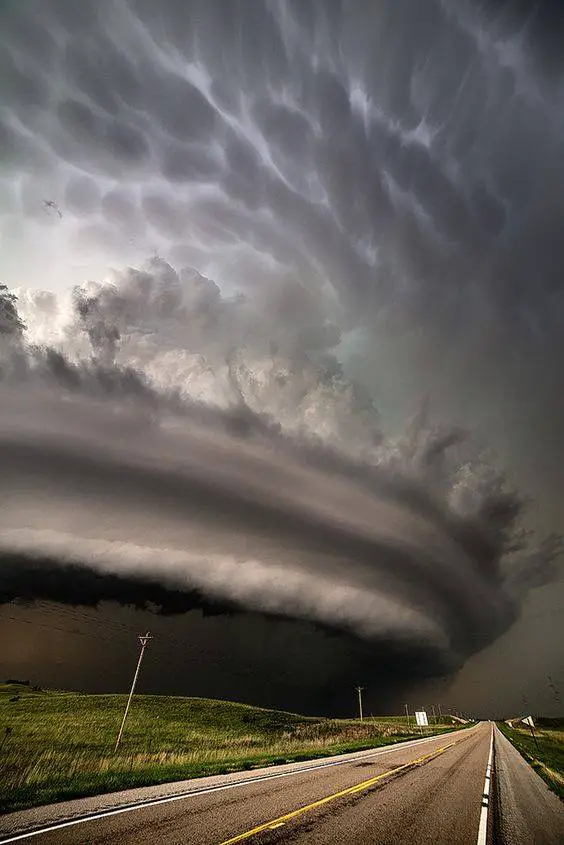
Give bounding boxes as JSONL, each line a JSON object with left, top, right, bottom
{"left": 0, "top": 731, "right": 457, "bottom": 840}
{"left": 493, "top": 725, "right": 564, "bottom": 845}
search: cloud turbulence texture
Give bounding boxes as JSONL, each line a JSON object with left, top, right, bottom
{"left": 1, "top": 260, "right": 559, "bottom": 686}
{"left": 1, "top": 0, "right": 563, "bottom": 697}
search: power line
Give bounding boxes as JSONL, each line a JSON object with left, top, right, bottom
{"left": 0, "top": 613, "right": 199, "bottom": 681}
{"left": 0, "top": 606, "right": 198, "bottom": 653}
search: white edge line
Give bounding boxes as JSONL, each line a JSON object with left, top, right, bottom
{"left": 0, "top": 729, "right": 469, "bottom": 843}
{"left": 476, "top": 722, "right": 494, "bottom": 845}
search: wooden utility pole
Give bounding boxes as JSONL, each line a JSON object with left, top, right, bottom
{"left": 114, "top": 632, "right": 152, "bottom": 753}
{"left": 356, "top": 686, "right": 364, "bottom": 721}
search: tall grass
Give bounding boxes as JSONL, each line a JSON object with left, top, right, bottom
{"left": 0, "top": 684, "right": 457, "bottom": 814}
{"left": 497, "top": 720, "right": 564, "bottom": 800}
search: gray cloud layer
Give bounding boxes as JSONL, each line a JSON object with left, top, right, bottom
{"left": 1, "top": 262, "right": 559, "bottom": 690}
{"left": 2, "top": 0, "right": 564, "bottom": 325}
{"left": 2, "top": 2, "right": 563, "bottom": 476}
{"left": 1, "top": 0, "right": 563, "bottom": 705}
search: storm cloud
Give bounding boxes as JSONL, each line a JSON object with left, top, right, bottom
{"left": 1, "top": 0, "right": 563, "bottom": 712}
{"left": 2, "top": 0, "right": 564, "bottom": 320}
{"left": 1, "top": 263, "right": 559, "bottom": 698}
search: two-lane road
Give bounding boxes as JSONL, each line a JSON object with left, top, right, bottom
{"left": 1, "top": 722, "right": 562, "bottom": 844}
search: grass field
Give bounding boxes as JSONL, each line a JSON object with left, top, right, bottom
{"left": 0, "top": 684, "right": 460, "bottom": 815}
{"left": 497, "top": 719, "right": 564, "bottom": 800}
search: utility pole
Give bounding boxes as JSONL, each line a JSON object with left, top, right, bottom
{"left": 431, "top": 704, "right": 437, "bottom": 724}
{"left": 438, "top": 703, "right": 443, "bottom": 721}
{"left": 356, "top": 686, "right": 364, "bottom": 721}
{"left": 405, "top": 703, "right": 411, "bottom": 727}
{"left": 114, "top": 632, "right": 152, "bottom": 753}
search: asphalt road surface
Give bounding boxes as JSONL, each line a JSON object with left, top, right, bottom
{"left": 493, "top": 725, "right": 564, "bottom": 845}
{"left": 1, "top": 722, "right": 562, "bottom": 844}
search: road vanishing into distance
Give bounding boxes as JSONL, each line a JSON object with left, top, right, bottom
{"left": 1, "top": 722, "right": 563, "bottom": 845}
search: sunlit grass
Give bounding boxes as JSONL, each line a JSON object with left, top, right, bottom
{"left": 0, "top": 684, "right": 457, "bottom": 814}
{"left": 497, "top": 719, "right": 564, "bottom": 800}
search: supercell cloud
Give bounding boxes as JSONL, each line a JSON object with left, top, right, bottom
{"left": 1, "top": 0, "right": 563, "bottom": 709}
{"left": 0, "top": 265, "right": 558, "bottom": 692}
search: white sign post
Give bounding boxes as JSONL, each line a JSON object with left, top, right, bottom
{"left": 415, "top": 711, "right": 428, "bottom": 733}
{"left": 523, "top": 715, "right": 539, "bottom": 750}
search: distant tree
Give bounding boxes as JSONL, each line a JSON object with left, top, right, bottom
{"left": 0, "top": 284, "right": 25, "bottom": 337}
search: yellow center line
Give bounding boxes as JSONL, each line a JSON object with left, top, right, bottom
{"left": 218, "top": 740, "right": 457, "bottom": 844}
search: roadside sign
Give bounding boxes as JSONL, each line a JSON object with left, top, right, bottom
{"left": 522, "top": 715, "right": 539, "bottom": 750}
{"left": 415, "top": 711, "right": 429, "bottom": 727}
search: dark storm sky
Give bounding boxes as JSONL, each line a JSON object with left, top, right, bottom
{"left": 1, "top": 0, "right": 563, "bottom": 716}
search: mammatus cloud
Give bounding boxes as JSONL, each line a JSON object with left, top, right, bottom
{"left": 1, "top": 0, "right": 564, "bottom": 338}
{"left": 1, "top": 2, "right": 563, "bottom": 494}
{"left": 1, "top": 265, "right": 560, "bottom": 690}
{"left": 1, "top": 1, "right": 563, "bottom": 704}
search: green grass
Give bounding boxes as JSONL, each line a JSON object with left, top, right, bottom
{"left": 0, "top": 684, "right": 459, "bottom": 815}
{"left": 497, "top": 719, "right": 564, "bottom": 800}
